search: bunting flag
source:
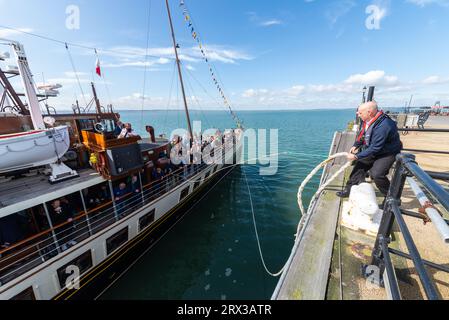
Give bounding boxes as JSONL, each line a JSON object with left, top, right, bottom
{"left": 179, "top": 0, "right": 243, "bottom": 128}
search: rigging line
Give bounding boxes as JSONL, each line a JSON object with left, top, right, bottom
{"left": 179, "top": 1, "right": 242, "bottom": 125}
{"left": 65, "top": 43, "right": 88, "bottom": 107}
{"left": 0, "top": 24, "right": 175, "bottom": 61}
{"left": 183, "top": 70, "right": 212, "bottom": 130}
{"left": 140, "top": 0, "right": 153, "bottom": 130}
{"left": 181, "top": 63, "right": 212, "bottom": 129}
{"left": 163, "top": 61, "right": 177, "bottom": 135}
{"left": 176, "top": 72, "right": 180, "bottom": 129}
{"left": 183, "top": 63, "right": 232, "bottom": 120}
{"left": 242, "top": 166, "right": 284, "bottom": 277}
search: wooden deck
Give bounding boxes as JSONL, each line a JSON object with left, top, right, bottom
{"left": 0, "top": 169, "right": 104, "bottom": 218}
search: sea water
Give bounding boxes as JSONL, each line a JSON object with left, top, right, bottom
{"left": 99, "top": 109, "right": 354, "bottom": 299}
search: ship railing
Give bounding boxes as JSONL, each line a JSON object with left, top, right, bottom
{"left": 371, "top": 153, "right": 449, "bottom": 300}
{"left": 0, "top": 143, "right": 234, "bottom": 288}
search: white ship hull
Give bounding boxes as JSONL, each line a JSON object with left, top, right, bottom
{"left": 0, "top": 126, "right": 70, "bottom": 173}
{"left": 0, "top": 136, "right": 243, "bottom": 300}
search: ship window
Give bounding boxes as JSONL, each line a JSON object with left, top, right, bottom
{"left": 204, "top": 172, "right": 210, "bottom": 180}
{"left": 139, "top": 209, "right": 155, "bottom": 232}
{"left": 10, "top": 287, "right": 36, "bottom": 300}
{"left": 193, "top": 181, "right": 200, "bottom": 191}
{"left": 180, "top": 187, "right": 190, "bottom": 201}
{"left": 106, "top": 227, "right": 129, "bottom": 255}
{"left": 57, "top": 250, "right": 93, "bottom": 290}
{"left": 78, "top": 119, "right": 96, "bottom": 131}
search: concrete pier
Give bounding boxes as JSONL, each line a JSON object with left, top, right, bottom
{"left": 273, "top": 116, "right": 449, "bottom": 300}
{"left": 272, "top": 131, "right": 355, "bottom": 300}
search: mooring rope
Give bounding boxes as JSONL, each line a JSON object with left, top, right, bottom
{"left": 296, "top": 152, "right": 351, "bottom": 237}
{"left": 244, "top": 152, "right": 351, "bottom": 277}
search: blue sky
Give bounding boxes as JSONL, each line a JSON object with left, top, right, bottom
{"left": 1, "top": 0, "right": 449, "bottom": 111}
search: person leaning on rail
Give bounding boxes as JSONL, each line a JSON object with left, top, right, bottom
{"left": 336, "top": 101, "right": 403, "bottom": 207}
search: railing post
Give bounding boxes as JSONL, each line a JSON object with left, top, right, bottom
{"left": 108, "top": 180, "right": 118, "bottom": 222}
{"left": 371, "top": 154, "right": 416, "bottom": 270}
{"left": 42, "top": 203, "right": 61, "bottom": 255}
{"left": 79, "top": 190, "right": 93, "bottom": 237}
{"left": 138, "top": 171, "right": 145, "bottom": 206}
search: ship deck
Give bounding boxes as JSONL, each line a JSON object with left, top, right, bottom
{"left": 0, "top": 169, "right": 105, "bottom": 218}
{"left": 273, "top": 116, "right": 449, "bottom": 300}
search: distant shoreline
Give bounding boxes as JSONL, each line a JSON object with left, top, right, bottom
{"left": 46, "top": 107, "right": 409, "bottom": 113}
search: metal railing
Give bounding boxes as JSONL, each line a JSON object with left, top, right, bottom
{"left": 370, "top": 153, "right": 449, "bottom": 300}
{"left": 0, "top": 143, "right": 237, "bottom": 288}
{"left": 398, "top": 127, "right": 449, "bottom": 155}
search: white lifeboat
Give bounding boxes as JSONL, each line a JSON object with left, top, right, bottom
{"left": 0, "top": 126, "right": 70, "bottom": 173}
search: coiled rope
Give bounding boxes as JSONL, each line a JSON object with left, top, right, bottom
{"left": 244, "top": 152, "right": 351, "bottom": 277}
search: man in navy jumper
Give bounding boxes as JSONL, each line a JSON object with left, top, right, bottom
{"left": 336, "top": 101, "right": 402, "bottom": 199}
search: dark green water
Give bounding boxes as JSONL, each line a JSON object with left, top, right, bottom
{"left": 99, "top": 109, "right": 354, "bottom": 300}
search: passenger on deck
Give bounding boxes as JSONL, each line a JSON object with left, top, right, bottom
{"left": 337, "top": 101, "right": 403, "bottom": 205}
{"left": 98, "top": 184, "right": 111, "bottom": 202}
{"left": 152, "top": 167, "right": 165, "bottom": 181}
{"left": 130, "top": 175, "right": 141, "bottom": 194}
{"left": 118, "top": 123, "right": 137, "bottom": 139}
{"left": 84, "top": 188, "right": 100, "bottom": 210}
{"left": 113, "top": 121, "right": 124, "bottom": 137}
{"left": 50, "top": 199, "right": 76, "bottom": 250}
{"left": 113, "top": 182, "right": 129, "bottom": 217}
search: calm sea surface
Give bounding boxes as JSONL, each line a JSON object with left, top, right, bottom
{"left": 99, "top": 109, "right": 354, "bottom": 300}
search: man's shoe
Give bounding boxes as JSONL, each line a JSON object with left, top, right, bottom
{"left": 379, "top": 198, "right": 387, "bottom": 210}
{"left": 336, "top": 189, "right": 350, "bottom": 198}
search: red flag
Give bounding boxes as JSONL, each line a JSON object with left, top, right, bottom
{"left": 95, "top": 58, "right": 101, "bottom": 77}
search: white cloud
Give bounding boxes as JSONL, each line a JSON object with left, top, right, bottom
{"left": 103, "top": 57, "right": 171, "bottom": 68}
{"left": 242, "top": 89, "right": 255, "bottom": 98}
{"left": 0, "top": 27, "right": 33, "bottom": 38}
{"left": 422, "top": 75, "right": 449, "bottom": 85}
{"left": 406, "top": 0, "right": 449, "bottom": 7}
{"left": 236, "top": 70, "right": 449, "bottom": 109}
{"left": 39, "top": 71, "right": 95, "bottom": 87}
{"left": 260, "top": 19, "right": 283, "bottom": 27}
{"left": 248, "top": 12, "right": 284, "bottom": 28}
{"left": 344, "top": 70, "right": 399, "bottom": 86}
{"left": 97, "top": 45, "right": 252, "bottom": 69}
{"left": 43, "top": 78, "right": 90, "bottom": 86}
{"left": 287, "top": 85, "right": 306, "bottom": 95}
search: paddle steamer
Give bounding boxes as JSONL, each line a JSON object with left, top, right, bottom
{"left": 0, "top": 5, "right": 243, "bottom": 299}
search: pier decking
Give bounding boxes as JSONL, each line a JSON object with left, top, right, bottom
{"left": 272, "top": 131, "right": 355, "bottom": 299}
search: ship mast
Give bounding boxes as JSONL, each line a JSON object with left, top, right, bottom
{"left": 165, "top": 0, "right": 193, "bottom": 139}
